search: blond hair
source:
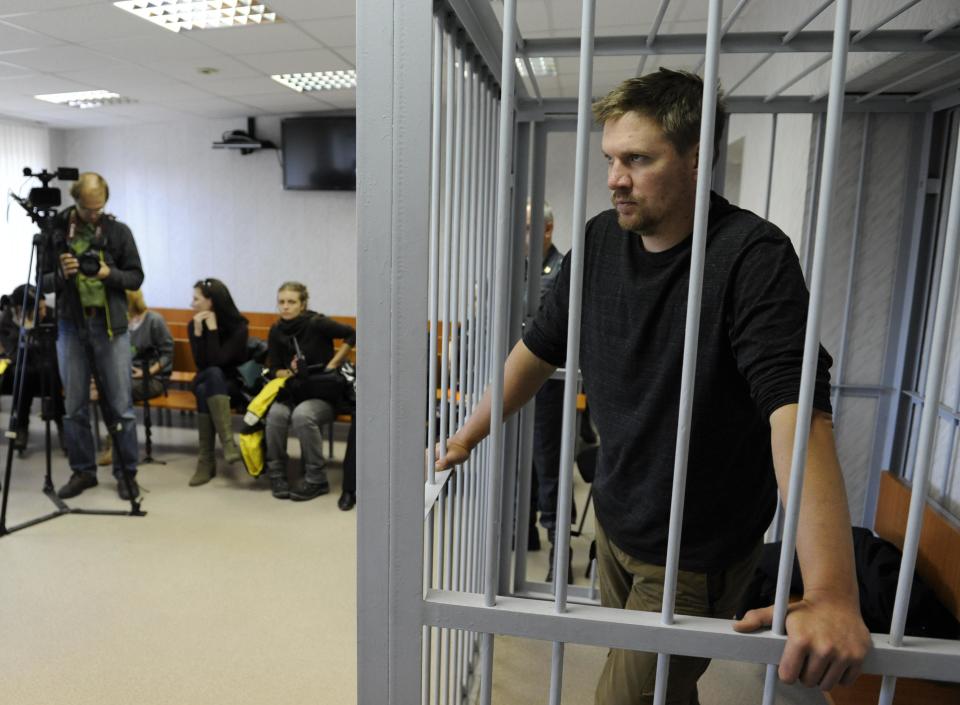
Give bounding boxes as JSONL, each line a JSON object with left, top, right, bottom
{"left": 126, "top": 289, "right": 147, "bottom": 316}
{"left": 278, "top": 281, "right": 309, "bottom": 308}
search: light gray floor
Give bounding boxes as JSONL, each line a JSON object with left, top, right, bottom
{"left": 0, "top": 412, "right": 357, "bottom": 705}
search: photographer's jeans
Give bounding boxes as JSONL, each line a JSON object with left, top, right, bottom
{"left": 57, "top": 314, "right": 138, "bottom": 477}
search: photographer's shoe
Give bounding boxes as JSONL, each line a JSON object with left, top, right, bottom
{"left": 337, "top": 491, "right": 356, "bottom": 511}
{"left": 289, "top": 478, "right": 330, "bottom": 502}
{"left": 117, "top": 475, "right": 140, "bottom": 501}
{"left": 57, "top": 472, "right": 98, "bottom": 499}
{"left": 270, "top": 475, "right": 290, "bottom": 499}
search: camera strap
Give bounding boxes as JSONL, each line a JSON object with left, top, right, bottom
{"left": 66, "top": 208, "right": 103, "bottom": 248}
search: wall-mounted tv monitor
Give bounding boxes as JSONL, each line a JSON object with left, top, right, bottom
{"left": 282, "top": 116, "right": 356, "bottom": 191}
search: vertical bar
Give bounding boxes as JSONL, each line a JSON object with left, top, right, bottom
{"left": 761, "top": 2, "right": 851, "bottom": 703}
{"left": 438, "top": 22, "right": 457, "bottom": 465}
{"left": 479, "top": 0, "right": 519, "bottom": 699}
{"left": 426, "top": 15, "right": 443, "bottom": 488}
{"left": 355, "top": 0, "right": 431, "bottom": 701}
{"left": 499, "top": 121, "right": 531, "bottom": 595}
{"left": 548, "top": 1, "right": 596, "bottom": 703}
{"left": 422, "top": 20, "right": 445, "bottom": 698}
{"left": 763, "top": 113, "right": 778, "bottom": 220}
{"left": 878, "top": 117, "right": 960, "bottom": 705}
{"left": 832, "top": 113, "right": 871, "bottom": 422}
{"left": 652, "top": 1, "right": 723, "bottom": 703}
{"left": 801, "top": 113, "right": 826, "bottom": 276}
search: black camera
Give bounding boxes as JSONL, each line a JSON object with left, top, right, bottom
{"left": 76, "top": 250, "right": 102, "bottom": 277}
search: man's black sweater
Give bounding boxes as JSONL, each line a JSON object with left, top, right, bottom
{"left": 523, "top": 193, "right": 833, "bottom": 572}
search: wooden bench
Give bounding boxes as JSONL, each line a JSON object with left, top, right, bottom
{"left": 825, "top": 471, "right": 960, "bottom": 705}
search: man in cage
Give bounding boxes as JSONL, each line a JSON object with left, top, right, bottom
{"left": 436, "top": 68, "right": 870, "bottom": 704}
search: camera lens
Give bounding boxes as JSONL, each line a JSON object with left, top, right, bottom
{"left": 78, "top": 252, "right": 101, "bottom": 277}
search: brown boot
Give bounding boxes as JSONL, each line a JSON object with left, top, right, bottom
{"left": 207, "top": 394, "right": 241, "bottom": 464}
{"left": 189, "top": 413, "right": 216, "bottom": 486}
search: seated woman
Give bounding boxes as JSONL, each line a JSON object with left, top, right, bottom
{"left": 127, "top": 290, "right": 174, "bottom": 401}
{"left": 264, "top": 281, "right": 355, "bottom": 503}
{"left": 97, "top": 289, "right": 174, "bottom": 466}
{"left": 0, "top": 284, "right": 64, "bottom": 453}
{"left": 188, "top": 278, "right": 248, "bottom": 487}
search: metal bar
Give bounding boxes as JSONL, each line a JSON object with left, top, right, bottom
{"left": 636, "top": 0, "right": 672, "bottom": 75}
{"left": 907, "top": 75, "right": 960, "bottom": 103}
{"left": 726, "top": 52, "right": 774, "bottom": 96}
{"left": 857, "top": 54, "right": 960, "bottom": 103}
{"left": 653, "top": 2, "right": 723, "bottom": 703}
{"left": 763, "top": 113, "right": 778, "bottom": 219}
{"left": 851, "top": 0, "right": 922, "bottom": 44}
{"left": 433, "top": 487, "right": 447, "bottom": 705}
{"left": 761, "top": 2, "right": 850, "bottom": 703}
{"left": 548, "top": 0, "right": 596, "bottom": 702}
{"left": 520, "top": 54, "right": 544, "bottom": 103}
{"left": 423, "top": 591, "right": 960, "bottom": 682}
{"left": 479, "top": 0, "right": 519, "bottom": 700}
{"left": 355, "top": 0, "right": 431, "bottom": 701}
{"left": 438, "top": 23, "right": 457, "bottom": 466}
{"left": 871, "top": 112, "right": 935, "bottom": 527}
{"left": 782, "top": 0, "right": 835, "bottom": 44}
{"left": 924, "top": 16, "right": 960, "bottom": 42}
{"left": 693, "top": 0, "right": 754, "bottom": 74}
{"left": 832, "top": 113, "right": 870, "bottom": 423}
{"left": 801, "top": 112, "right": 826, "bottom": 277}
{"left": 878, "top": 117, "right": 960, "bottom": 705}
{"left": 764, "top": 54, "right": 831, "bottom": 102}
{"left": 427, "top": 15, "right": 445, "bottom": 488}
{"left": 424, "top": 20, "right": 444, "bottom": 698}
{"left": 448, "top": 39, "right": 467, "bottom": 449}
{"left": 526, "top": 30, "right": 960, "bottom": 57}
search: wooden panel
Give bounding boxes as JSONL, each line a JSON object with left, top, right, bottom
{"left": 875, "top": 471, "right": 960, "bottom": 618}
{"left": 828, "top": 674, "right": 960, "bottom": 705}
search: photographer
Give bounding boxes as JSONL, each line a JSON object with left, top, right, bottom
{"left": 42, "top": 172, "right": 144, "bottom": 500}
{"left": 0, "top": 284, "right": 65, "bottom": 453}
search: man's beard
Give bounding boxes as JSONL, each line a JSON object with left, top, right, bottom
{"left": 611, "top": 192, "right": 659, "bottom": 235}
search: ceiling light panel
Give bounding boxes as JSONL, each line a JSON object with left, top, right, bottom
{"left": 34, "top": 90, "right": 135, "bottom": 110}
{"left": 515, "top": 57, "right": 557, "bottom": 78}
{"left": 113, "top": 1, "right": 279, "bottom": 33}
{"left": 271, "top": 70, "right": 357, "bottom": 92}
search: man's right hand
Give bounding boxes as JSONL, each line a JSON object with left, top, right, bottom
{"left": 435, "top": 438, "right": 471, "bottom": 471}
{"left": 59, "top": 253, "right": 79, "bottom": 279}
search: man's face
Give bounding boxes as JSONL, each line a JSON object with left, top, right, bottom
{"left": 524, "top": 204, "right": 553, "bottom": 258}
{"left": 75, "top": 189, "right": 106, "bottom": 225}
{"left": 601, "top": 111, "right": 697, "bottom": 236}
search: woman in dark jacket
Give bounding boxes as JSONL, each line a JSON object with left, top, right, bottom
{"left": 264, "top": 281, "right": 355, "bottom": 505}
{"left": 188, "top": 278, "right": 248, "bottom": 486}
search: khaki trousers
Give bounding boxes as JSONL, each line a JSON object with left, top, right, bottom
{"left": 594, "top": 521, "right": 761, "bottom": 705}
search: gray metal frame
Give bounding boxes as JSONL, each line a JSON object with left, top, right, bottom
{"left": 356, "top": 1, "right": 960, "bottom": 703}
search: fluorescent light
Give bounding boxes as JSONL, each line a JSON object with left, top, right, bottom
{"left": 271, "top": 70, "right": 357, "bottom": 92}
{"left": 34, "top": 90, "right": 135, "bottom": 110}
{"left": 113, "top": 1, "right": 279, "bottom": 33}
{"left": 515, "top": 57, "right": 557, "bottom": 78}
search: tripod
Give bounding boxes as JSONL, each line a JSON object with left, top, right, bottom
{"left": 135, "top": 348, "right": 165, "bottom": 466}
{"left": 0, "top": 185, "right": 146, "bottom": 537}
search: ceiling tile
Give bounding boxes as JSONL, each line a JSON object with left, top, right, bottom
{"left": 2, "top": 45, "right": 122, "bottom": 73}
{"left": 203, "top": 76, "right": 291, "bottom": 97}
{"left": 0, "top": 0, "right": 102, "bottom": 15}
{"left": 145, "top": 56, "right": 262, "bottom": 84}
{"left": 55, "top": 64, "right": 180, "bottom": 95}
{"left": 268, "top": 0, "right": 357, "bottom": 22}
{"left": 3, "top": 3, "right": 156, "bottom": 43}
{"left": 0, "top": 73, "right": 95, "bottom": 96}
{"left": 0, "top": 19, "right": 65, "bottom": 52}
{"left": 312, "top": 89, "right": 355, "bottom": 109}
{"left": 86, "top": 33, "right": 225, "bottom": 63}
{"left": 297, "top": 17, "right": 355, "bottom": 48}
{"left": 0, "top": 60, "right": 34, "bottom": 79}
{"left": 227, "top": 91, "right": 328, "bottom": 112}
{"left": 175, "top": 96, "right": 257, "bottom": 118}
{"left": 239, "top": 48, "right": 350, "bottom": 75}
{"left": 186, "top": 23, "right": 322, "bottom": 55}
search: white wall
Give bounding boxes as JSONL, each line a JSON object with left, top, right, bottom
{"left": 725, "top": 113, "right": 812, "bottom": 253}
{"left": 54, "top": 116, "right": 357, "bottom": 316}
{"left": 0, "top": 118, "right": 54, "bottom": 298}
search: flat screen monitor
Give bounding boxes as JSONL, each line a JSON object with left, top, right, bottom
{"left": 282, "top": 116, "right": 356, "bottom": 191}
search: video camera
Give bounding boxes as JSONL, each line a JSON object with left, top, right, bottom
{"left": 10, "top": 167, "right": 78, "bottom": 218}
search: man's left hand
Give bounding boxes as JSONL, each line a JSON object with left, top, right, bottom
{"left": 734, "top": 589, "right": 871, "bottom": 690}
{"left": 95, "top": 262, "right": 111, "bottom": 280}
